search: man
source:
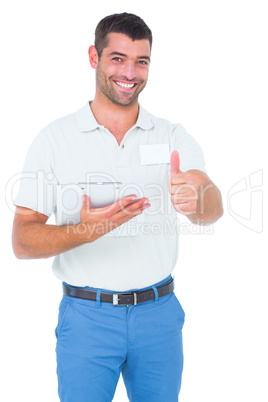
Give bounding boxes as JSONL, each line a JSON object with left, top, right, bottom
{"left": 12, "top": 12, "right": 223, "bottom": 402}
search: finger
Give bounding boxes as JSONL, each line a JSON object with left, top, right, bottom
{"left": 115, "top": 202, "right": 151, "bottom": 226}
{"left": 81, "top": 195, "right": 91, "bottom": 213}
{"left": 121, "top": 197, "right": 150, "bottom": 216}
{"left": 171, "top": 173, "right": 195, "bottom": 187}
{"left": 171, "top": 193, "right": 198, "bottom": 204}
{"left": 111, "top": 198, "right": 150, "bottom": 224}
{"left": 91, "top": 194, "right": 139, "bottom": 216}
{"left": 170, "top": 183, "right": 197, "bottom": 196}
{"left": 170, "top": 150, "right": 181, "bottom": 177}
{"left": 175, "top": 201, "right": 197, "bottom": 215}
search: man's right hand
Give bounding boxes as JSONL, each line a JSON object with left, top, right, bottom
{"left": 12, "top": 195, "right": 150, "bottom": 260}
{"left": 80, "top": 195, "right": 150, "bottom": 242}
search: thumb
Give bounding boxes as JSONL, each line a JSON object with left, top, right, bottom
{"left": 170, "top": 150, "right": 181, "bottom": 177}
{"left": 81, "top": 195, "right": 91, "bottom": 213}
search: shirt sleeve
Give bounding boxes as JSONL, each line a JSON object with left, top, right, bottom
{"left": 171, "top": 123, "right": 207, "bottom": 173}
{"left": 14, "top": 129, "right": 58, "bottom": 216}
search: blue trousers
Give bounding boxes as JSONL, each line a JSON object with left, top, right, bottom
{"left": 55, "top": 275, "right": 185, "bottom": 402}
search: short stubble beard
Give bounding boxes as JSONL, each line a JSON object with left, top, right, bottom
{"left": 96, "top": 63, "right": 147, "bottom": 107}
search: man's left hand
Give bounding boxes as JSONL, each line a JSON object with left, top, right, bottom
{"left": 169, "top": 150, "right": 198, "bottom": 215}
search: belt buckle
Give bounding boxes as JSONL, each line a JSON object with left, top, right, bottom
{"left": 112, "top": 293, "right": 121, "bottom": 305}
{"left": 112, "top": 292, "right": 138, "bottom": 306}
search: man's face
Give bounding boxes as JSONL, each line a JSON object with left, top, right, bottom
{"left": 95, "top": 33, "right": 151, "bottom": 107}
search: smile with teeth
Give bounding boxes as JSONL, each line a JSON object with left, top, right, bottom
{"left": 114, "top": 81, "right": 136, "bottom": 89}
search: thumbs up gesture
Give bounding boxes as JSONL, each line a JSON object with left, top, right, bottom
{"left": 169, "top": 150, "right": 198, "bottom": 215}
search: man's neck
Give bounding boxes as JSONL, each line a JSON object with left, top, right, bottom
{"left": 90, "top": 94, "right": 139, "bottom": 145}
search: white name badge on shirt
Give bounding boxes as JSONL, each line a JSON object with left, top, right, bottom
{"left": 139, "top": 143, "right": 170, "bottom": 165}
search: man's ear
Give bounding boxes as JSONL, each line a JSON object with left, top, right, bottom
{"left": 88, "top": 45, "right": 99, "bottom": 69}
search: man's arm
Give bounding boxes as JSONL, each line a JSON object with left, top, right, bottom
{"left": 12, "top": 195, "right": 150, "bottom": 259}
{"left": 169, "top": 151, "right": 223, "bottom": 225}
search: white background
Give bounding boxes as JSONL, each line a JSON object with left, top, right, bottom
{"left": 1, "top": 0, "right": 267, "bottom": 401}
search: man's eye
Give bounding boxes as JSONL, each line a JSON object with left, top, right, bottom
{"left": 139, "top": 60, "right": 148, "bottom": 65}
{"left": 113, "top": 57, "right": 122, "bottom": 62}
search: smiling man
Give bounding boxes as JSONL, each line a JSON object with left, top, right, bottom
{"left": 12, "top": 12, "right": 223, "bottom": 402}
{"left": 93, "top": 33, "right": 150, "bottom": 106}
{"left": 88, "top": 28, "right": 151, "bottom": 145}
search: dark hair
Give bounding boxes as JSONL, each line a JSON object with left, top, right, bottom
{"left": 94, "top": 12, "right": 152, "bottom": 58}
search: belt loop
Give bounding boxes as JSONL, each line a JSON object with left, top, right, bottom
{"left": 96, "top": 289, "right": 101, "bottom": 307}
{"left": 151, "top": 285, "right": 159, "bottom": 303}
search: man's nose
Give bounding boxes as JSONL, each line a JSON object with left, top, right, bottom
{"left": 122, "top": 61, "right": 136, "bottom": 80}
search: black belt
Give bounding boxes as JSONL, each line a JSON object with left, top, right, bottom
{"left": 63, "top": 277, "right": 174, "bottom": 306}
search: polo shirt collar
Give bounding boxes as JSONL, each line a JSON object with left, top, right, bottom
{"left": 76, "top": 102, "right": 100, "bottom": 132}
{"left": 135, "top": 105, "right": 154, "bottom": 130}
{"left": 76, "top": 101, "right": 154, "bottom": 133}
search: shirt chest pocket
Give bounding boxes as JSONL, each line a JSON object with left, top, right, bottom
{"left": 139, "top": 144, "right": 170, "bottom": 165}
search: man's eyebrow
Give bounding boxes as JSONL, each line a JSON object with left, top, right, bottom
{"left": 109, "top": 51, "right": 127, "bottom": 57}
{"left": 108, "top": 51, "right": 151, "bottom": 61}
{"left": 139, "top": 56, "right": 151, "bottom": 62}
